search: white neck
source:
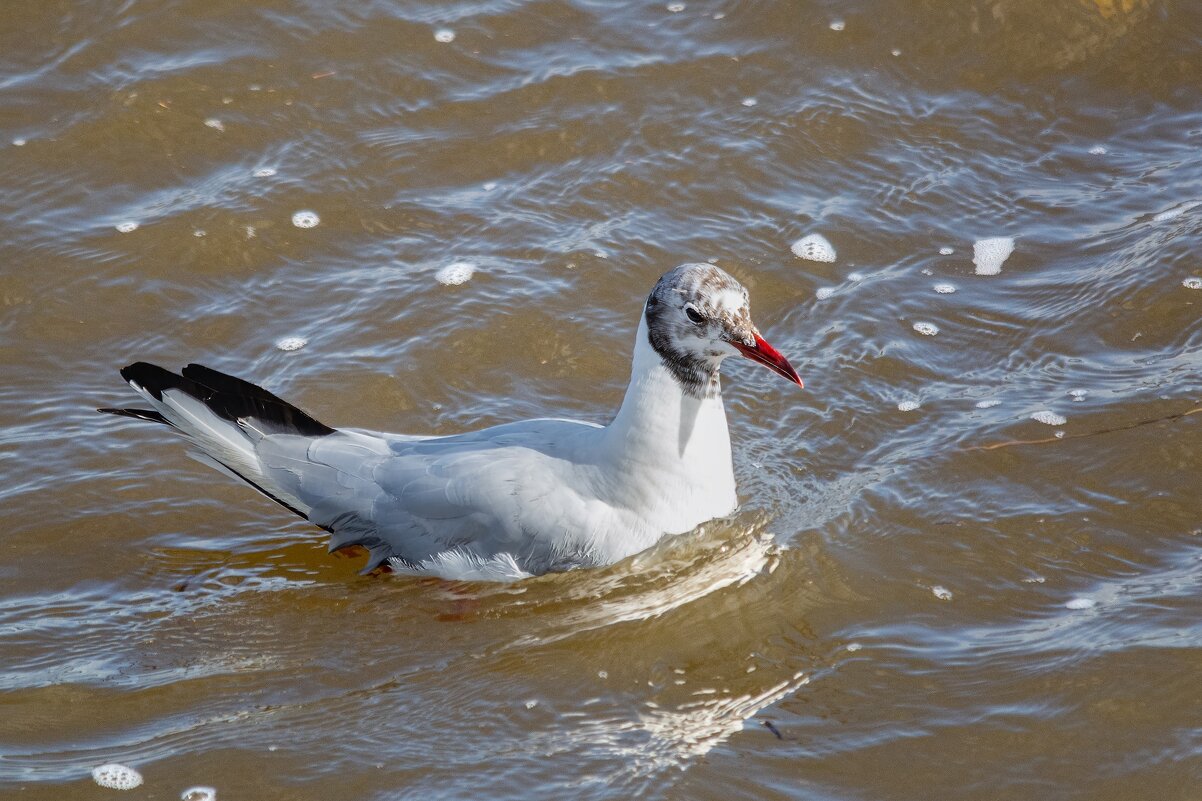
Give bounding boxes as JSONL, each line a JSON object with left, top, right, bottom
{"left": 597, "top": 314, "right": 738, "bottom": 530}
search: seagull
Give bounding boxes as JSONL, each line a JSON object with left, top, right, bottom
{"left": 99, "top": 263, "right": 802, "bottom": 581}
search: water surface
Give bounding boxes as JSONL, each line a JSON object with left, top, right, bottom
{"left": 3, "top": 1, "right": 1202, "bottom": 799}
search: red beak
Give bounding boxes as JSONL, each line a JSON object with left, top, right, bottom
{"left": 731, "top": 334, "right": 803, "bottom": 388}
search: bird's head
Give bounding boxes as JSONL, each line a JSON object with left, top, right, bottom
{"left": 644, "top": 263, "right": 802, "bottom": 397}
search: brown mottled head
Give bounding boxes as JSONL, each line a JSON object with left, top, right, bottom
{"left": 644, "top": 263, "right": 802, "bottom": 398}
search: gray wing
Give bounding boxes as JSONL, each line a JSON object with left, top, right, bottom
{"left": 255, "top": 419, "right": 602, "bottom": 574}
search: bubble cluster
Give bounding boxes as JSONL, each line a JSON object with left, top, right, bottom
{"left": 291, "top": 210, "right": 320, "bottom": 228}
{"left": 1183, "top": 277, "right": 1202, "bottom": 290}
{"left": 931, "top": 586, "right": 953, "bottom": 601}
{"left": 1068, "top": 389, "right": 1089, "bottom": 401}
{"left": 667, "top": 2, "right": 685, "bottom": 11}
{"left": 897, "top": 399, "right": 920, "bottom": 412}
{"left": 13, "top": 137, "right": 27, "bottom": 146}
{"left": 115, "top": 221, "right": 139, "bottom": 233}
{"left": 939, "top": 247, "right": 954, "bottom": 255}
{"left": 253, "top": 167, "right": 277, "bottom": 178}
{"left": 434, "top": 29, "right": 455, "bottom": 43}
{"left": 181, "top": 788, "right": 217, "bottom": 801}
{"left": 912, "top": 321, "right": 939, "bottom": 336}
{"left": 1065, "top": 597, "right": 1096, "bottom": 610}
{"left": 933, "top": 283, "right": 956, "bottom": 294}
{"left": 436, "top": 261, "right": 476, "bottom": 286}
{"left": 741, "top": 97, "right": 757, "bottom": 107}
{"left": 829, "top": 19, "right": 845, "bottom": 30}
{"left": 973, "top": 237, "right": 1014, "bottom": 276}
{"left": 814, "top": 287, "right": 835, "bottom": 300}
{"left": 1089, "top": 145, "right": 1107, "bottom": 155}
{"left": 275, "top": 336, "right": 308, "bottom": 352}
{"left": 975, "top": 399, "right": 1001, "bottom": 409}
{"left": 1030, "top": 410, "right": 1066, "bottom": 426}
{"left": 790, "top": 233, "right": 836, "bottom": 263}
{"left": 203, "top": 118, "right": 225, "bottom": 132}
{"left": 92, "top": 764, "right": 143, "bottom": 790}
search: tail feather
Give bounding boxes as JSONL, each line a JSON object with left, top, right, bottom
{"left": 101, "top": 362, "right": 336, "bottom": 520}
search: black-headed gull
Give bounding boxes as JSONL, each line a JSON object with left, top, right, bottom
{"left": 100, "top": 263, "right": 801, "bottom": 580}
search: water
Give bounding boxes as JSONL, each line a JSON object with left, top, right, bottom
{"left": 3, "top": 0, "right": 1202, "bottom": 799}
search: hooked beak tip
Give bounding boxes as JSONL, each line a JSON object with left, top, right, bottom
{"left": 731, "top": 334, "right": 803, "bottom": 388}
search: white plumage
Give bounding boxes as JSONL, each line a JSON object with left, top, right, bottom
{"left": 100, "top": 263, "right": 802, "bottom": 580}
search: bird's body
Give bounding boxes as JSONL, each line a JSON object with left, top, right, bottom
{"left": 101, "top": 264, "right": 801, "bottom": 580}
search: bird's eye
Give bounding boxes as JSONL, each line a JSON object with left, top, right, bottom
{"left": 685, "top": 306, "right": 705, "bottom": 324}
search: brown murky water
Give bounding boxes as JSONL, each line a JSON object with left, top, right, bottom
{"left": 3, "top": 0, "right": 1202, "bottom": 798}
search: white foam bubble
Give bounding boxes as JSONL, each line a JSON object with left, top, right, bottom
{"left": 245, "top": 225, "right": 256, "bottom": 239}
{"left": 253, "top": 167, "right": 277, "bottom": 178}
{"left": 1068, "top": 389, "right": 1089, "bottom": 401}
{"left": 12, "top": 137, "right": 26, "bottom": 146}
{"left": 482, "top": 181, "right": 497, "bottom": 191}
{"left": 939, "top": 246, "right": 954, "bottom": 255}
{"left": 275, "top": 336, "right": 308, "bottom": 352}
{"left": 434, "top": 28, "right": 455, "bottom": 43}
{"left": 814, "top": 287, "right": 835, "bottom": 300}
{"left": 193, "top": 229, "right": 206, "bottom": 237}
{"left": 933, "top": 283, "right": 956, "bottom": 294}
{"left": 1089, "top": 145, "right": 1107, "bottom": 155}
{"left": 667, "top": 2, "right": 685, "bottom": 11}
{"left": 436, "top": 261, "right": 476, "bottom": 286}
{"left": 829, "top": 19, "right": 845, "bottom": 30}
{"left": 791, "top": 233, "right": 836, "bottom": 263}
{"left": 598, "top": 670, "right": 608, "bottom": 679}
{"left": 932, "top": 585, "right": 953, "bottom": 601}
{"left": 1153, "top": 201, "right": 1200, "bottom": 223}
{"left": 846, "top": 642, "right": 862, "bottom": 652}
{"left": 891, "top": 48, "right": 901, "bottom": 57}
{"left": 92, "top": 764, "right": 143, "bottom": 790}
{"left": 712, "top": 11, "right": 725, "bottom": 19}
{"left": 524, "top": 699, "right": 538, "bottom": 709}
{"left": 291, "top": 210, "right": 320, "bottom": 228}
{"left": 181, "top": 788, "right": 217, "bottom": 801}
{"left": 912, "top": 321, "right": 939, "bottom": 336}
{"left": 115, "top": 221, "right": 139, "bottom": 233}
{"left": 1030, "top": 410, "right": 1066, "bottom": 426}
{"left": 203, "top": 118, "right": 225, "bottom": 132}
{"left": 741, "top": 97, "right": 757, "bottom": 107}
{"left": 1183, "top": 277, "right": 1202, "bottom": 290}
{"left": 897, "top": 399, "right": 920, "bottom": 411}
{"left": 973, "top": 237, "right": 1014, "bottom": 276}
{"left": 975, "top": 399, "right": 1001, "bottom": 409}
{"left": 1065, "top": 597, "right": 1096, "bottom": 610}
{"left": 847, "top": 272, "right": 864, "bottom": 281}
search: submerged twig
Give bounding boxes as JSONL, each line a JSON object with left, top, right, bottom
{"left": 968, "top": 405, "right": 1202, "bottom": 452}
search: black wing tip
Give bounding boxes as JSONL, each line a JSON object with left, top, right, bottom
{"left": 118, "top": 362, "right": 183, "bottom": 400}
{"left": 97, "top": 407, "right": 170, "bottom": 425}
{"left": 116, "top": 360, "right": 335, "bottom": 438}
